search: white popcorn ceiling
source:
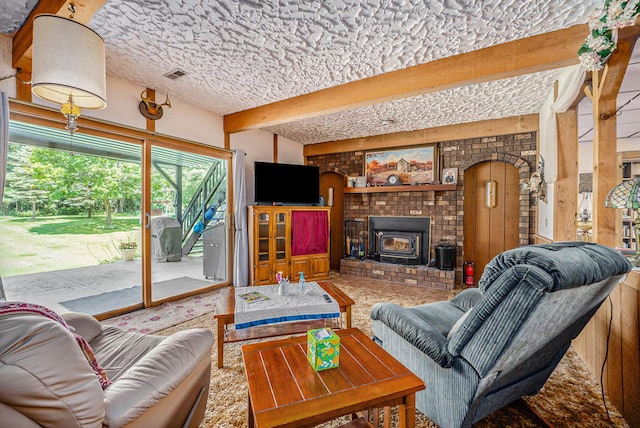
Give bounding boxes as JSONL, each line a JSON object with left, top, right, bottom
{"left": 0, "top": 0, "right": 38, "bottom": 34}
{"left": 264, "top": 70, "right": 563, "bottom": 144}
{"left": 1, "top": 0, "right": 609, "bottom": 144}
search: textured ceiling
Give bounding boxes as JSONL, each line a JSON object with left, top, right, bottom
{"left": 2, "top": 0, "right": 639, "bottom": 145}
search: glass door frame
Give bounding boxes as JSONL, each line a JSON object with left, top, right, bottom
{"left": 9, "top": 100, "right": 233, "bottom": 318}
{"left": 143, "top": 138, "right": 232, "bottom": 307}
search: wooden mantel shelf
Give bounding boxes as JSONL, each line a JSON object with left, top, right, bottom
{"left": 344, "top": 184, "right": 457, "bottom": 193}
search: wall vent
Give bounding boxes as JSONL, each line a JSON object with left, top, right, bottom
{"left": 163, "top": 69, "right": 187, "bottom": 80}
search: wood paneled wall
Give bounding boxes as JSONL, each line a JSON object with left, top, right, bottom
{"left": 573, "top": 271, "right": 640, "bottom": 427}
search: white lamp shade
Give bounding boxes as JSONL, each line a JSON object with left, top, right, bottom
{"left": 31, "top": 14, "right": 107, "bottom": 110}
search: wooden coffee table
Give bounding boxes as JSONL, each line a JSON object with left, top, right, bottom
{"left": 214, "top": 280, "right": 354, "bottom": 368}
{"left": 242, "top": 328, "right": 425, "bottom": 428}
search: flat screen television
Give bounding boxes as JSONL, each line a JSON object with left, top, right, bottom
{"left": 254, "top": 161, "right": 320, "bottom": 205}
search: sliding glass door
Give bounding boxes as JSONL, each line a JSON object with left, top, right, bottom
{"left": 147, "top": 143, "right": 228, "bottom": 302}
{"left": 1, "top": 120, "right": 144, "bottom": 315}
{"left": 1, "top": 109, "right": 231, "bottom": 317}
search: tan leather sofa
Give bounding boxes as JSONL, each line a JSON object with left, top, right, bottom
{"left": 0, "top": 310, "right": 214, "bottom": 427}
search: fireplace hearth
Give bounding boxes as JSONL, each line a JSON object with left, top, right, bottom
{"left": 369, "top": 216, "right": 431, "bottom": 265}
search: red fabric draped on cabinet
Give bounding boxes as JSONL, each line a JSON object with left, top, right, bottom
{"left": 291, "top": 210, "right": 328, "bottom": 256}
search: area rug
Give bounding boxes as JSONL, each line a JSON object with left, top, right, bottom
{"left": 60, "top": 276, "right": 212, "bottom": 315}
{"left": 155, "top": 275, "right": 629, "bottom": 428}
{"left": 101, "top": 288, "right": 220, "bottom": 334}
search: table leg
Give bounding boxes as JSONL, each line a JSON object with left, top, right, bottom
{"left": 345, "top": 305, "right": 352, "bottom": 328}
{"left": 384, "top": 406, "right": 391, "bottom": 428}
{"left": 401, "top": 393, "right": 417, "bottom": 428}
{"left": 248, "top": 391, "right": 255, "bottom": 428}
{"left": 217, "top": 318, "right": 225, "bottom": 368}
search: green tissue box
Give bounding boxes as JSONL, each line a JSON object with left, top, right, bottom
{"left": 307, "top": 327, "right": 340, "bottom": 371}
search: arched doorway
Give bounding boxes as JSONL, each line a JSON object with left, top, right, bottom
{"left": 463, "top": 161, "right": 520, "bottom": 280}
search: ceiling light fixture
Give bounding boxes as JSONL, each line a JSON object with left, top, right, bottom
{"left": 30, "top": 6, "right": 107, "bottom": 135}
{"left": 381, "top": 119, "right": 395, "bottom": 126}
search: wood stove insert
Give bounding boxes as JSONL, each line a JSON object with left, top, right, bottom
{"left": 369, "top": 216, "right": 431, "bottom": 265}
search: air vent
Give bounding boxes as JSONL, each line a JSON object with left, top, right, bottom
{"left": 163, "top": 69, "right": 187, "bottom": 80}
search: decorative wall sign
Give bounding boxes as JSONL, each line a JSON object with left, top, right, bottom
{"left": 364, "top": 145, "right": 437, "bottom": 186}
{"left": 443, "top": 167, "right": 458, "bottom": 185}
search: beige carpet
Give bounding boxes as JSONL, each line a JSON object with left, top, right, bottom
{"left": 157, "top": 275, "right": 629, "bottom": 428}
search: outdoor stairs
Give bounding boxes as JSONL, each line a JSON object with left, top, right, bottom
{"left": 181, "top": 162, "right": 226, "bottom": 256}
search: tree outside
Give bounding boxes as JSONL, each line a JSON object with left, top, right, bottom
{"left": 0, "top": 142, "right": 218, "bottom": 276}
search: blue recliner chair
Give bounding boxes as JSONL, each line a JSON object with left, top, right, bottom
{"left": 370, "top": 242, "right": 631, "bottom": 428}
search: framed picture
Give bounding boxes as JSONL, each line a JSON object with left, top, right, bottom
{"left": 442, "top": 167, "right": 458, "bottom": 185}
{"left": 364, "top": 145, "right": 437, "bottom": 186}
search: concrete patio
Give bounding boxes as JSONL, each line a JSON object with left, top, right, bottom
{"left": 1, "top": 255, "right": 225, "bottom": 315}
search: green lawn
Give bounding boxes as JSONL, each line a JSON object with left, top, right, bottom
{"left": 0, "top": 215, "right": 142, "bottom": 277}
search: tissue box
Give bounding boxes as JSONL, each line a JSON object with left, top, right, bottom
{"left": 307, "top": 328, "right": 340, "bottom": 371}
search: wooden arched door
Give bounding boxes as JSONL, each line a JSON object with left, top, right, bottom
{"left": 463, "top": 161, "right": 520, "bottom": 281}
{"left": 320, "top": 172, "right": 344, "bottom": 271}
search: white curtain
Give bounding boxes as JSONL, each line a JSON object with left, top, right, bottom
{"left": 232, "top": 149, "right": 249, "bottom": 287}
{"left": 0, "top": 92, "right": 8, "bottom": 300}
{"left": 539, "top": 65, "right": 586, "bottom": 183}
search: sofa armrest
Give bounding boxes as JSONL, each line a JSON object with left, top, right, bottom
{"left": 61, "top": 312, "right": 103, "bottom": 342}
{"left": 103, "top": 328, "right": 214, "bottom": 428}
{"left": 371, "top": 302, "right": 454, "bottom": 368}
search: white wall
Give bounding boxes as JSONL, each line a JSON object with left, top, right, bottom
{"left": 277, "top": 135, "right": 304, "bottom": 164}
{"left": 229, "top": 130, "right": 304, "bottom": 205}
{"left": 579, "top": 139, "right": 640, "bottom": 175}
{"left": 537, "top": 188, "right": 554, "bottom": 239}
{"left": 155, "top": 93, "right": 224, "bottom": 148}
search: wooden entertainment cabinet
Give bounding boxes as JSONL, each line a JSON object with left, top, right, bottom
{"left": 248, "top": 206, "right": 331, "bottom": 285}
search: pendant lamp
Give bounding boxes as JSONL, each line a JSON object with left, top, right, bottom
{"left": 31, "top": 13, "right": 107, "bottom": 134}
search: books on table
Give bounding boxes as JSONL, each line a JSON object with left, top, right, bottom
{"left": 238, "top": 291, "right": 270, "bottom": 303}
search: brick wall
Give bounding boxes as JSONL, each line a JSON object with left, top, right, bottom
{"left": 307, "top": 132, "right": 537, "bottom": 285}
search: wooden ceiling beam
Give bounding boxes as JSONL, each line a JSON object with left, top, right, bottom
{"left": 12, "top": 0, "right": 107, "bottom": 73}
{"left": 303, "top": 114, "right": 538, "bottom": 157}
{"left": 225, "top": 24, "right": 589, "bottom": 133}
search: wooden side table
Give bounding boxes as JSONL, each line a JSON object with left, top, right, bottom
{"left": 242, "top": 328, "right": 425, "bottom": 428}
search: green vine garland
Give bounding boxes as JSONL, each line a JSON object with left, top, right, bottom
{"left": 578, "top": 0, "right": 640, "bottom": 71}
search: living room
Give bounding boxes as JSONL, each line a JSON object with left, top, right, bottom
{"left": 1, "top": 1, "right": 640, "bottom": 427}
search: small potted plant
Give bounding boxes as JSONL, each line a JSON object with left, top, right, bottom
{"left": 117, "top": 236, "right": 138, "bottom": 261}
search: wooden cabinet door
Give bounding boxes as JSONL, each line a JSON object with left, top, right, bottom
{"left": 272, "top": 210, "right": 290, "bottom": 280}
{"left": 290, "top": 254, "right": 329, "bottom": 281}
{"left": 311, "top": 254, "right": 330, "bottom": 278}
{"left": 290, "top": 257, "right": 310, "bottom": 281}
{"left": 254, "top": 261, "right": 272, "bottom": 285}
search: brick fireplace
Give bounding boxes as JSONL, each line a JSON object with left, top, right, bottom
{"left": 307, "top": 131, "right": 537, "bottom": 289}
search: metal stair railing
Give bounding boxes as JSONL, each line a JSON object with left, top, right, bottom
{"left": 181, "top": 162, "right": 227, "bottom": 255}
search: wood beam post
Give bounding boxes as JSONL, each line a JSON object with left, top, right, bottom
{"left": 554, "top": 107, "right": 579, "bottom": 242}
{"left": 145, "top": 88, "right": 156, "bottom": 133}
{"left": 15, "top": 70, "right": 32, "bottom": 102}
{"left": 589, "top": 36, "right": 635, "bottom": 247}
